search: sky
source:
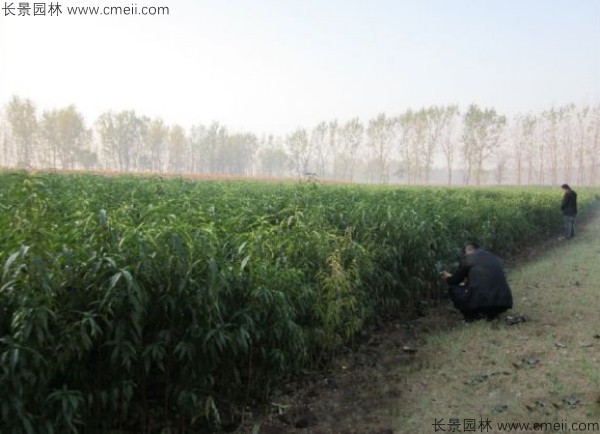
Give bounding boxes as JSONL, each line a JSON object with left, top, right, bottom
{"left": 0, "top": 0, "right": 598, "bottom": 135}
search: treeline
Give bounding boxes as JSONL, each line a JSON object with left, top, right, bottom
{"left": 1, "top": 96, "right": 599, "bottom": 185}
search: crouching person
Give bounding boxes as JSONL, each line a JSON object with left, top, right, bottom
{"left": 441, "top": 242, "right": 513, "bottom": 322}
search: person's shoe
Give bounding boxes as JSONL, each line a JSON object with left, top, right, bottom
{"left": 505, "top": 315, "right": 528, "bottom": 325}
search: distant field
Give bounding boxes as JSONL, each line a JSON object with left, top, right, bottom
{"left": 0, "top": 170, "right": 597, "bottom": 433}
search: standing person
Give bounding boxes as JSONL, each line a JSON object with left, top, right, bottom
{"left": 441, "top": 242, "right": 513, "bottom": 322}
{"left": 560, "top": 184, "right": 577, "bottom": 239}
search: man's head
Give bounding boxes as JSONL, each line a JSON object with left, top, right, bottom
{"left": 463, "top": 241, "right": 481, "bottom": 256}
{"left": 561, "top": 183, "right": 571, "bottom": 192}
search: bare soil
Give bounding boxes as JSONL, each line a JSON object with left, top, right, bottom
{"left": 237, "top": 307, "right": 461, "bottom": 434}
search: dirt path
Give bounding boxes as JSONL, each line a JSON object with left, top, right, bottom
{"left": 237, "top": 211, "right": 600, "bottom": 434}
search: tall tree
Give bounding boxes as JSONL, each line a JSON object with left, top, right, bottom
{"left": 40, "top": 105, "right": 90, "bottom": 169}
{"left": 523, "top": 114, "right": 538, "bottom": 185}
{"left": 397, "top": 110, "right": 417, "bottom": 184}
{"left": 287, "top": 128, "right": 311, "bottom": 177}
{"left": 574, "top": 106, "right": 589, "bottom": 185}
{"left": 96, "top": 110, "right": 142, "bottom": 171}
{"left": 461, "top": 105, "right": 506, "bottom": 185}
{"left": 221, "top": 133, "right": 257, "bottom": 175}
{"left": 327, "top": 119, "right": 338, "bottom": 178}
{"left": 493, "top": 150, "right": 509, "bottom": 185}
{"left": 421, "top": 108, "right": 438, "bottom": 183}
{"left": 423, "top": 105, "right": 457, "bottom": 184}
{"left": 202, "top": 122, "right": 228, "bottom": 173}
{"left": 311, "top": 122, "right": 329, "bottom": 177}
{"left": 437, "top": 105, "right": 460, "bottom": 185}
{"left": 188, "top": 124, "right": 207, "bottom": 174}
{"left": 258, "top": 141, "right": 289, "bottom": 177}
{"left": 588, "top": 104, "right": 600, "bottom": 186}
{"left": 0, "top": 115, "right": 9, "bottom": 166}
{"left": 167, "top": 124, "right": 187, "bottom": 173}
{"left": 558, "top": 104, "right": 575, "bottom": 184}
{"left": 397, "top": 108, "right": 439, "bottom": 184}
{"left": 337, "top": 118, "right": 364, "bottom": 181}
{"left": 140, "top": 117, "right": 168, "bottom": 172}
{"left": 6, "top": 96, "right": 38, "bottom": 167}
{"left": 512, "top": 114, "right": 536, "bottom": 185}
{"left": 541, "top": 107, "right": 561, "bottom": 186}
{"left": 367, "top": 113, "right": 395, "bottom": 183}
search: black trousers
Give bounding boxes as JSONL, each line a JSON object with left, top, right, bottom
{"left": 448, "top": 285, "right": 508, "bottom": 321}
{"left": 462, "top": 306, "right": 508, "bottom": 322}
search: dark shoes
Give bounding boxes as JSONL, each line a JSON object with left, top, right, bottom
{"left": 505, "top": 315, "right": 528, "bottom": 325}
{"left": 462, "top": 307, "right": 508, "bottom": 323}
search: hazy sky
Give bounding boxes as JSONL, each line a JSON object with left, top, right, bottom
{"left": 0, "top": 0, "right": 598, "bottom": 135}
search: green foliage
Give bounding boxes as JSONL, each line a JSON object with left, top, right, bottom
{"left": 0, "top": 171, "right": 596, "bottom": 432}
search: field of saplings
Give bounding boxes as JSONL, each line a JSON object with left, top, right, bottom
{"left": 0, "top": 171, "right": 596, "bottom": 433}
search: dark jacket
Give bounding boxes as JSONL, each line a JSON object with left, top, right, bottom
{"left": 447, "top": 250, "right": 513, "bottom": 310}
{"left": 561, "top": 189, "right": 577, "bottom": 216}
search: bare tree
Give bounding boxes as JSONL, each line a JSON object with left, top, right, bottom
{"left": 188, "top": 124, "right": 208, "bottom": 174}
{"left": 337, "top": 118, "right": 364, "bottom": 181}
{"left": 287, "top": 128, "right": 312, "bottom": 177}
{"left": 509, "top": 116, "right": 522, "bottom": 185}
{"left": 558, "top": 104, "right": 575, "bottom": 184}
{"left": 40, "top": 105, "right": 91, "bottom": 170}
{"left": 197, "top": 122, "right": 228, "bottom": 173}
{"left": 461, "top": 105, "right": 506, "bottom": 186}
{"left": 367, "top": 113, "right": 395, "bottom": 183}
{"left": 541, "top": 108, "right": 561, "bottom": 186}
{"left": 434, "top": 105, "right": 460, "bottom": 185}
{"left": 6, "top": 96, "right": 38, "bottom": 167}
{"left": 258, "top": 137, "right": 289, "bottom": 178}
{"left": 493, "top": 150, "right": 510, "bottom": 185}
{"left": 96, "top": 110, "right": 142, "bottom": 171}
{"left": 397, "top": 110, "right": 419, "bottom": 184}
{"left": 0, "top": 114, "right": 9, "bottom": 166}
{"left": 138, "top": 117, "right": 168, "bottom": 173}
{"left": 327, "top": 119, "right": 338, "bottom": 178}
{"left": 167, "top": 124, "right": 187, "bottom": 173}
{"left": 222, "top": 133, "right": 257, "bottom": 175}
{"left": 588, "top": 104, "right": 600, "bottom": 185}
{"left": 311, "top": 122, "right": 329, "bottom": 177}
{"left": 513, "top": 114, "right": 536, "bottom": 185}
{"left": 523, "top": 117, "right": 536, "bottom": 185}
{"left": 574, "top": 106, "right": 589, "bottom": 185}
